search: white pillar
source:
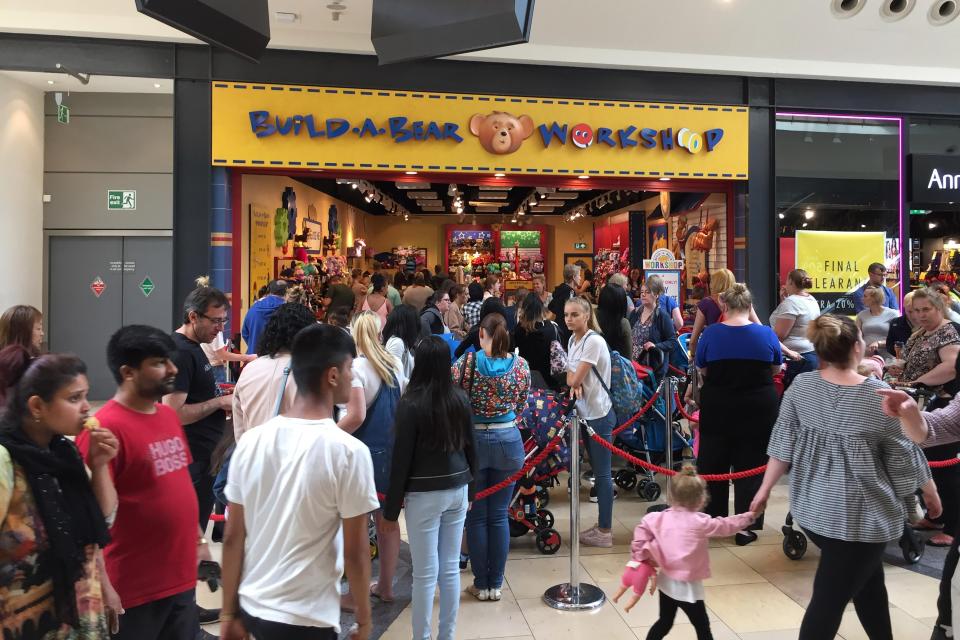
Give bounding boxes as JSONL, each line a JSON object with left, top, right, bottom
{"left": 0, "top": 74, "right": 43, "bottom": 312}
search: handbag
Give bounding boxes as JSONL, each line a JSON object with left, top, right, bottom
{"left": 547, "top": 321, "right": 569, "bottom": 378}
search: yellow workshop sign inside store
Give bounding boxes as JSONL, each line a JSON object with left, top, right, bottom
{"left": 211, "top": 83, "right": 748, "bottom": 179}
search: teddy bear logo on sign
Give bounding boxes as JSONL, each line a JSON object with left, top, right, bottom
{"left": 469, "top": 112, "right": 535, "bottom": 155}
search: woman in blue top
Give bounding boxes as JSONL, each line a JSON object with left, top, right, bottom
{"left": 452, "top": 313, "right": 530, "bottom": 602}
{"left": 695, "top": 283, "right": 782, "bottom": 546}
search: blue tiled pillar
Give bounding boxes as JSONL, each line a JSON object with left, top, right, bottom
{"left": 210, "top": 167, "right": 233, "bottom": 336}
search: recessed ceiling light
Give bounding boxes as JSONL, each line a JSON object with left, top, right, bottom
{"left": 802, "top": 222, "right": 809, "bottom": 227}
{"left": 494, "top": 173, "right": 506, "bottom": 178}
{"left": 153, "top": 83, "right": 162, "bottom": 89}
{"left": 577, "top": 175, "right": 590, "bottom": 180}
{"left": 659, "top": 177, "right": 671, "bottom": 181}
{"left": 275, "top": 11, "right": 299, "bottom": 23}
{"left": 804, "top": 208, "right": 815, "bottom": 220}
{"left": 405, "top": 171, "right": 418, "bottom": 175}
{"left": 47, "top": 80, "right": 54, "bottom": 85}
{"left": 778, "top": 213, "right": 785, "bottom": 219}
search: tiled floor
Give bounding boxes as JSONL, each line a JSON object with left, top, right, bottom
{"left": 197, "top": 479, "right": 944, "bottom": 640}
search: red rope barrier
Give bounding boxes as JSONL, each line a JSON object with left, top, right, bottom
{"left": 589, "top": 431, "right": 766, "bottom": 482}
{"left": 612, "top": 387, "right": 662, "bottom": 436}
{"left": 930, "top": 458, "right": 960, "bottom": 468}
{"left": 474, "top": 434, "right": 563, "bottom": 500}
{"left": 674, "top": 392, "right": 698, "bottom": 423}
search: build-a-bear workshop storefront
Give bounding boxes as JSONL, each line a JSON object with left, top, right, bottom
{"left": 210, "top": 82, "right": 748, "bottom": 333}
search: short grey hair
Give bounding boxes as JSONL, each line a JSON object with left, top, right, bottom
{"left": 608, "top": 273, "right": 628, "bottom": 289}
{"left": 563, "top": 263, "right": 581, "bottom": 283}
{"left": 646, "top": 274, "right": 665, "bottom": 298}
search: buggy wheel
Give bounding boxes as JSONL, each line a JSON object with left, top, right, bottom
{"left": 614, "top": 469, "right": 638, "bottom": 490}
{"left": 509, "top": 518, "right": 530, "bottom": 538}
{"left": 782, "top": 531, "right": 807, "bottom": 560}
{"left": 537, "top": 509, "right": 555, "bottom": 531}
{"left": 536, "top": 487, "right": 551, "bottom": 507}
{"left": 639, "top": 481, "right": 662, "bottom": 502}
{"left": 536, "top": 529, "right": 562, "bottom": 555}
{"left": 900, "top": 531, "right": 924, "bottom": 564}
{"left": 370, "top": 539, "right": 379, "bottom": 560}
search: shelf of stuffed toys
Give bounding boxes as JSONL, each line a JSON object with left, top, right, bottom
{"left": 445, "top": 226, "right": 496, "bottom": 281}
{"left": 593, "top": 244, "right": 629, "bottom": 298}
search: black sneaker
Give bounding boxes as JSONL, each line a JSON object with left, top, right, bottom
{"left": 459, "top": 553, "right": 469, "bottom": 570}
{"left": 588, "top": 487, "right": 618, "bottom": 503}
{"left": 735, "top": 531, "right": 758, "bottom": 546}
{"left": 197, "top": 606, "right": 220, "bottom": 625}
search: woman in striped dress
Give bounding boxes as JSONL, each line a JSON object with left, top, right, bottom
{"left": 750, "top": 314, "right": 938, "bottom": 640}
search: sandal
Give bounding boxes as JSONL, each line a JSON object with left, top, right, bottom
{"left": 465, "top": 585, "right": 489, "bottom": 601}
{"left": 912, "top": 518, "right": 945, "bottom": 531}
{"left": 929, "top": 533, "right": 954, "bottom": 547}
{"left": 370, "top": 582, "right": 395, "bottom": 603}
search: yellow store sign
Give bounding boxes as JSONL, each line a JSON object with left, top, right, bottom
{"left": 795, "top": 230, "right": 886, "bottom": 312}
{"left": 211, "top": 83, "right": 749, "bottom": 179}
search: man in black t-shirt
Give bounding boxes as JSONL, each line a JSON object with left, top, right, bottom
{"left": 162, "top": 285, "right": 233, "bottom": 531}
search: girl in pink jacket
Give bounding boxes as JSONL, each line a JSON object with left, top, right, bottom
{"left": 613, "top": 466, "right": 755, "bottom": 640}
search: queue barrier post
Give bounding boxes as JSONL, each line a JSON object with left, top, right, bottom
{"left": 543, "top": 408, "right": 606, "bottom": 611}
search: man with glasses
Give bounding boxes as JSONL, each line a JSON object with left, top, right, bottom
{"left": 163, "top": 284, "right": 234, "bottom": 633}
{"left": 852, "top": 262, "right": 899, "bottom": 313}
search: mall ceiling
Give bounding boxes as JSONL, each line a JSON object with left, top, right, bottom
{"left": 300, "top": 178, "right": 661, "bottom": 220}
{"left": 4, "top": 0, "right": 960, "bottom": 85}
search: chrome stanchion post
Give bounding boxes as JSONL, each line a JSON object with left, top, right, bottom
{"left": 664, "top": 373, "right": 673, "bottom": 478}
{"left": 544, "top": 409, "right": 606, "bottom": 610}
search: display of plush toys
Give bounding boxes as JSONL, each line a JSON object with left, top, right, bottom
{"left": 693, "top": 218, "right": 719, "bottom": 252}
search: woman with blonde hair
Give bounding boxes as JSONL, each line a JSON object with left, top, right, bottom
{"left": 339, "top": 310, "right": 408, "bottom": 602}
{"left": 564, "top": 295, "right": 618, "bottom": 547}
{"left": 688, "top": 269, "right": 760, "bottom": 357}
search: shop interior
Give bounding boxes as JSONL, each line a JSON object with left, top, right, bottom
{"left": 235, "top": 170, "right": 734, "bottom": 324}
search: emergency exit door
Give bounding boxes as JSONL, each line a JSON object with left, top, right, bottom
{"left": 48, "top": 235, "right": 173, "bottom": 400}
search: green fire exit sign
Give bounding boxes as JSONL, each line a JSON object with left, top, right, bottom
{"left": 57, "top": 103, "right": 69, "bottom": 124}
{"left": 107, "top": 190, "right": 137, "bottom": 210}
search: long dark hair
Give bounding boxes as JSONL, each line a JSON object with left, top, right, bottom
{"left": 383, "top": 304, "right": 420, "bottom": 352}
{"left": 597, "top": 284, "right": 630, "bottom": 354}
{"left": 404, "top": 336, "right": 471, "bottom": 452}
{"left": 0, "top": 345, "right": 87, "bottom": 427}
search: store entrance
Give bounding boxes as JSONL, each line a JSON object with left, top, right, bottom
{"left": 908, "top": 204, "right": 960, "bottom": 295}
{"left": 231, "top": 169, "right": 736, "bottom": 340}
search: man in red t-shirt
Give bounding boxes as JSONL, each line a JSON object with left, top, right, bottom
{"left": 78, "top": 325, "right": 215, "bottom": 640}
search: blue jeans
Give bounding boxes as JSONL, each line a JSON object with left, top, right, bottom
{"left": 586, "top": 408, "right": 616, "bottom": 530}
{"left": 465, "top": 426, "right": 524, "bottom": 590}
{"left": 784, "top": 351, "right": 819, "bottom": 390}
{"left": 405, "top": 486, "right": 469, "bottom": 640}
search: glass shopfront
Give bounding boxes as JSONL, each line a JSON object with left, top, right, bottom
{"left": 775, "top": 113, "right": 902, "bottom": 313}
{"left": 906, "top": 119, "right": 960, "bottom": 294}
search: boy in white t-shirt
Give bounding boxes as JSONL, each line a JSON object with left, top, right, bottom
{"left": 220, "top": 324, "right": 379, "bottom": 640}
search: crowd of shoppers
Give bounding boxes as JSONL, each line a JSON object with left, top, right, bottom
{"left": 7, "top": 256, "right": 960, "bottom": 640}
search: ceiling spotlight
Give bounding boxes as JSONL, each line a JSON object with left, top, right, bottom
{"left": 832, "top": 135, "right": 842, "bottom": 144}
{"left": 778, "top": 213, "right": 785, "bottom": 219}
{"left": 930, "top": 221, "right": 939, "bottom": 229}
{"left": 659, "top": 177, "right": 671, "bottom": 182}
{"left": 494, "top": 173, "right": 506, "bottom": 178}
{"left": 539, "top": 192, "right": 547, "bottom": 199}
{"left": 804, "top": 208, "right": 815, "bottom": 220}
{"left": 578, "top": 175, "right": 590, "bottom": 180}
{"left": 153, "top": 82, "right": 162, "bottom": 89}
{"left": 351, "top": 183, "right": 358, "bottom": 189}
{"left": 511, "top": 216, "right": 518, "bottom": 223}
{"left": 802, "top": 222, "right": 809, "bottom": 228}
{"left": 405, "top": 171, "right": 418, "bottom": 175}
{"left": 803, "top": 134, "right": 813, "bottom": 143}
{"left": 47, "top": 80, "right": 55, "bottom": 85}
{"left": 403, "top": 213, "right": 409, "bottom": 221}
